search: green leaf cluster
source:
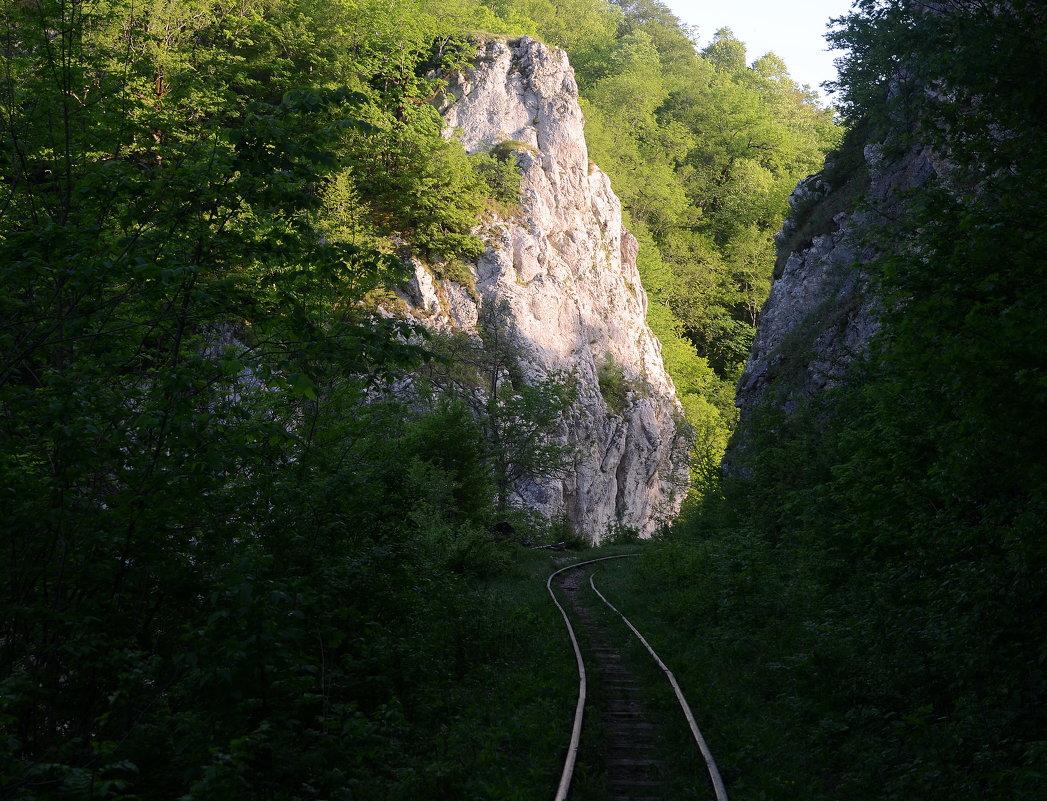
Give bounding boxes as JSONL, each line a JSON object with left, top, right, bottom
{"left": 417, "top": 300, "right": 578, "bottom": 516}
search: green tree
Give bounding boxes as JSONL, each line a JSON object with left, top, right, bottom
{"left": 0, "top": 1, "right": 528, "bottom": 795}
{"left": 702, "top": 27, "right": 747, "bottom": 73}
{"left": 672, "top": 2, "right": 1047, "bottom": 798}
{"left": 418, "top": 301, "right": 577, "bottom": 516}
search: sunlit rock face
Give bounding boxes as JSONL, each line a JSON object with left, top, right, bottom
{"left": 399, "top": 37, "right": 688, "bottom": 541}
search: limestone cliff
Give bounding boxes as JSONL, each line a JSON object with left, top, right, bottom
{"left": 397, "top": 37, "right": 687, "bottom": 540}
{"left": 734, "top": 136, "right": 942, "bottom": 422}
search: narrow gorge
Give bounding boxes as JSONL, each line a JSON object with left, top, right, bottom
{"left": 5, "top": 1, "right": 1043, "bottom": 799}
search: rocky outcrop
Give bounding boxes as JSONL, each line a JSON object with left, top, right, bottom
{"left": 734, "top": 175, "right": 879, "bottom": 417}
{"left": 735, "top": 139, "right": 942, "bottom": 421}
{"left": 398, "top": 37, "right": 687, "bottom": 541}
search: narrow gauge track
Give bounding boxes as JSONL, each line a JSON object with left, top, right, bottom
{"left": 547, "top": 556, "right": 728, "bottom": 801}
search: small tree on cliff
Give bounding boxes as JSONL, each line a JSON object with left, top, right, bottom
{"left": 420, "top": 299, "right": 577, "bottom": 516}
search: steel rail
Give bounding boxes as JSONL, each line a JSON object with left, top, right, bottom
{"left": 589, "top": 571, "right": 730, "bottom": 801}
{"left": 546, "top": 553, "right": 639, "bottom": 801}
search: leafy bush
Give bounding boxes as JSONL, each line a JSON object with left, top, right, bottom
{"left": 665, "top": 5, "right": 1047, "bottom": 797}
{"left": 597, "top": 353, "right": 634, "bottom": 415}
{"left": 0, "top": 3, "right": 574, "bottom": 798}
{"left": 471, "top": 142, "right": 526, "bottom": 213}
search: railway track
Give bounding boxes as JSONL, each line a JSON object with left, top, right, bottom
{"left": 547, "top": 555, "right": 728, "bottom": 801}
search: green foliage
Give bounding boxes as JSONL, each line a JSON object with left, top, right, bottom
{"left": 596, "top": 352, "right": 634, "bottom": 416}
{"left": 0, "top": 1, "right": 583, "bottom": 797}
{"left": 542, "top": 0, "right": 842, "bottom": 490}
{"left": 666, "top": 3, "right": 1047, "bottom": 798}
{"left": 418, "top": 302, "right": 578, "bottom": 515}
{"left": 470, "top": 141, "right": 526, "bottom": 213}
{"left": 403, "top": 400, "right": 496, "bottom": 530}
{"left": 603, "top": 520, "right": 643, "bottom": 544}
{"left": 349, "top": 125, "right": 489, "bottom": 263}
{"left": 702, "top": 27, "right": 748, "bottom": 73}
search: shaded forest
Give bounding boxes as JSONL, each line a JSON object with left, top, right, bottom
{"left": 0, "top": 0, "right": 832, "bottom": 796}
{"left": 653, "top": 1, "right": 1047, "bottom": 798}
{"left": 2, "top": 0, "right": 1044, "bottom": 799}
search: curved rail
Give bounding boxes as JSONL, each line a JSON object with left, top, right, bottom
{"left": 546, "top": 554, "right": 639, "bottom": 801}
{"left": 589, "top": 571, "right": 730, "bottom": 801}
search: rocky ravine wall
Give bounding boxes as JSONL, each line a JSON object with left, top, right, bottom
{"left": 396, "top": 37, "right": 687, "bottom": 541}
{"left": 734, "top": 138, "right": 943, "bottom": 424}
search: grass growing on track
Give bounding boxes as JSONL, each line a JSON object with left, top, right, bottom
{"left": 453, "top": 546, "right": 589, "bottom": 800}
{"left": 462, "top": 540, "right": 717, "bottom": 800}
{"left": 532, "top": 544, "right": 640, "bottom": 801}
{"left": 586, "top": 549, "right": 717, "bottom": 801}
{"left": 437, "top": 542, "right": 658, "bottom": 801}
{"left": 591, "top": 534, "right": 828, "bottom": 801}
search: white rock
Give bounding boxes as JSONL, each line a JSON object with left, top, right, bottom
{"left": 403, "top": 37, "right": 687, "bottom": 540}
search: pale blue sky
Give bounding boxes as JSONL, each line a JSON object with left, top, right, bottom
{"left": 663, "top": 0, "right": 856, "bottom": 100}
